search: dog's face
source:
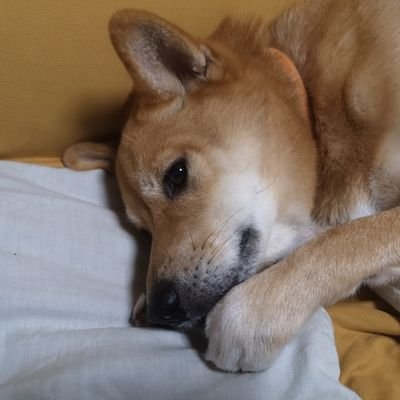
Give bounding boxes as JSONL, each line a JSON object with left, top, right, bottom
{"left": 110, "top": 10, "right": 317, "bottom": 328}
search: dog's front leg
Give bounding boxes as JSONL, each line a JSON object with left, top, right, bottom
{"left": 206, "top": 207, "right": 400, "bottom": 372}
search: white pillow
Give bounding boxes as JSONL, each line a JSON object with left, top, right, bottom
{"left": 0, "top": 161, "right": 359, "bottom": 400}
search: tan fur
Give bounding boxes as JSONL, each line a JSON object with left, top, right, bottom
{"left": 64, "top": 0, "right": 400, "bottom": 372}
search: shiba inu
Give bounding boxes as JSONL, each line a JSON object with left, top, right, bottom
{"left": 63, "top": 0, "right": 400, "bottom": 372}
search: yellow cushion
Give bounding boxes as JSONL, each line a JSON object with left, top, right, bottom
{"left": 329, "top": 293, "right": 400, "bottom": 400}
{"left": 0, "top": 0, "right": 294, "bottom": 160}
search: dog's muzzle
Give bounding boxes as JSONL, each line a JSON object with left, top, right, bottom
{"left": 147, "top": 227, "right": 261, "bottom": 327}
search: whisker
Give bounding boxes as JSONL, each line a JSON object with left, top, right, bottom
{"left": 189, "top": 230, "right": 196, "bottom": 251}
{"left": 207, "top": 204, "right": 249, "bottom": 250}
{"left": 201, "top": 225, "right": 219, "bottom": 251}
{"left": 201, "top": 204, "right": 249, "bottom": 251}
{"left": 202, "top": 177, "right": 277, "bottom": 254}
{"left": 256, "top": 175, "right": 278, "bottom": 194}
{"left": 207, "top": 231, "right": 237, "bottom": 266}
{"left": 160, "top": 243, "right": 172, "bottom": 263}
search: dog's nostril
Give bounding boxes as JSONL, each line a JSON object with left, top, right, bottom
{"left": 159, "top": 287, "right": 179, "bottom": 318}
{"left": 148, "top": 281, "right": 186, "bottom": 325}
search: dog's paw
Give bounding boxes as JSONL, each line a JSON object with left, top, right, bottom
{"left": 205, "top": 297, "right": 280, "bottom": 372}
{"left": 205, "top": 264, "right": 316, "bottom": 372}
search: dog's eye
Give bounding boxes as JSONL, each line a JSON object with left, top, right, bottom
{"left": 163, "top": 158, "right": 188, "bottom": 198}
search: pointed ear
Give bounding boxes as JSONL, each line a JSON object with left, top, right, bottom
{"left": 266, "top": 48, "right": 310, "bottom": 123}
{"left": 109, "top": 10, "right": 215, "bottom": 97}
{"left": 62, "top": 142, "right": 117, "bottom": 172}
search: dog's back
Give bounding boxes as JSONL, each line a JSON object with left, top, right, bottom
{"left": 263, "top": 0, "right": 400, "bottom": 225}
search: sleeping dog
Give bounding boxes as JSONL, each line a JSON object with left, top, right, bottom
{"left": 64, "top": 0, "right": 400, "bottom": 372}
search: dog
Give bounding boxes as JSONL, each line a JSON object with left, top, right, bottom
{"left": 63, "top": 0, "right": 400, "bottom": 372}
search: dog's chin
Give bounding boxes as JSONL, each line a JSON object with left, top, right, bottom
{"left": 176, "top": 315, "right": 206, "bottom": 333}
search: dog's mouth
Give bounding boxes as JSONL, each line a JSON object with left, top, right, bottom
{"left": 174, "top": 315, "right": 207, "bottom": 332}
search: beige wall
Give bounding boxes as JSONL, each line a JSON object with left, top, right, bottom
{"left": 1, "top": 0, "right": 295, "bottom": 160}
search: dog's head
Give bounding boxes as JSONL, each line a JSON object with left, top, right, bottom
{"left": 65, "top": 10, "right": 318, "bottom": 329}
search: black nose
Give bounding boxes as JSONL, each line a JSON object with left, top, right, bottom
{"left": 147, "top": 282, "right": 186, "bottom": 325}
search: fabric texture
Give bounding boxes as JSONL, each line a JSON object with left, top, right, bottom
{"left": 374, "top": 282, "right": 400, "bottom": 312}
{"left": 0, "top": 0, "right": 295, "bottom": 159}
{"left": 0, "top": 161, "right": 358, "bottom": 400}
{"left": 328, "top": 294, "right": 400, "bottom": 400}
